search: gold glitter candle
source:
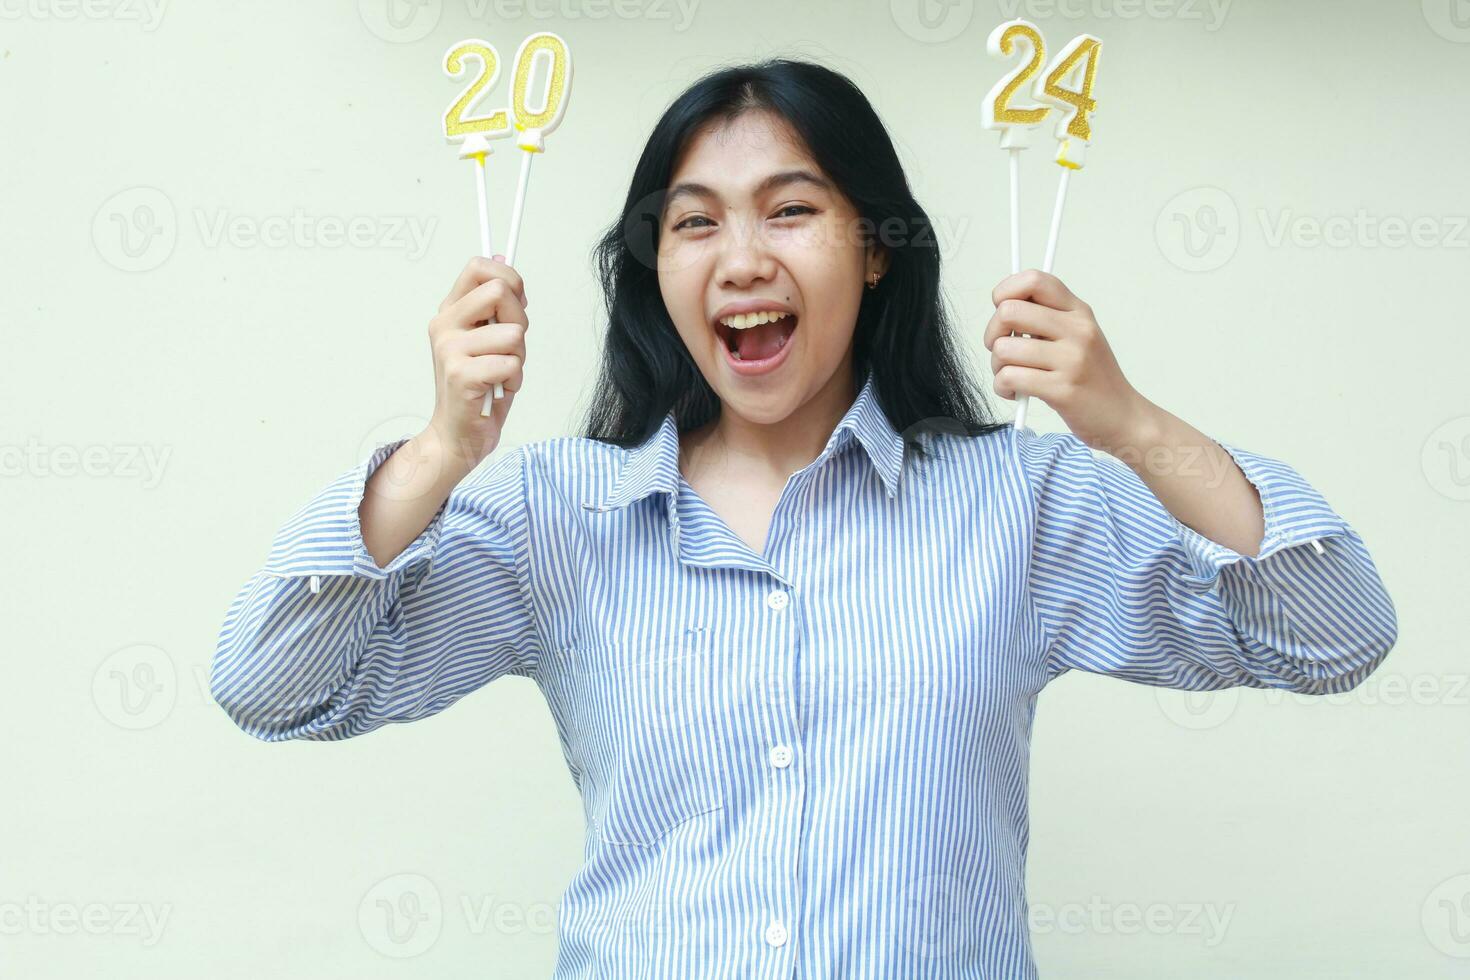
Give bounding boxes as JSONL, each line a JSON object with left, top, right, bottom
{"left": 442, "top": 39, "right": 511, "bottom": 142}
{"left": 982, "top": 19, "right": 1051, "bottom": 149}
{"left": 1035, "top": 34, "right": 1101, "bottom": 170}
{"left": 510, "top": 32, "right": 573, "bottom": 154}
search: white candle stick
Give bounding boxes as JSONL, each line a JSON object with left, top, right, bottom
{"left": 505, "top": 149, "right": 534, "bottom": 266}
{"left": 474, "top": 148, "right": 493, "bottom": 259}
{"left": 475, "top": 155, "right": 530, "bottom": 415}
{"left": 477, "top": 31, "right": 573, "bottom": 418}
{"left": 1010, "top": 32, "right": 1100, "bottom": 431}
{"left": 442, "top": 39, "right": 514, "bottom": 405}
{"left": 461, "top": 136, "right": 508, "bottom": 403}
{"left": 980, "top": 19, "right": 1051, "bottom": 432}
{"left": 1041, "top": 167, "right": 1069, "bottom": 275}
{"left": 1008, "top": 149, "right": 1022, "bottom": 276}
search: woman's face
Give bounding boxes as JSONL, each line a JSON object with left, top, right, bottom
{"left": 657, "top": 109, "right": 883, "bottom": 424}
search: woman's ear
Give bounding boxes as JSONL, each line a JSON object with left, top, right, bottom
{"left": 868, "top": 245, "right": 891, "bottom": 280}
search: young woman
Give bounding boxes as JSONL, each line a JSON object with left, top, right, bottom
{"left": 213, "top": 59, "right": 1398, "bottom": 978}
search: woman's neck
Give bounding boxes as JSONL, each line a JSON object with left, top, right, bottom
{"left": 679, "top": 365, "right": 858, "bottom": 487}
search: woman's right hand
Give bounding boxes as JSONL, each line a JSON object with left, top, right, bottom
{"left": 422, "top": 255, "right": 529, "bottom": 475}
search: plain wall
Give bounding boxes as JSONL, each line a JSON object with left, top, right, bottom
{"left": 2, "top": 0, "right": 1464, "bottom": 975}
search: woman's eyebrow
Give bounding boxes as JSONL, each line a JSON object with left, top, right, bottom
{"left": 664, "top": 169, "right": 833, "bottom": 212}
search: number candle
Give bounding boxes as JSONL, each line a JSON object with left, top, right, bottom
{"left": 1016, "top": 32, "right": 1101, "bottom": 431}
{"left": 443, "top": 39, "right": 513, "bottom": 401}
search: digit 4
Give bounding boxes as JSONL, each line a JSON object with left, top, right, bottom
{"left": 1034, "top": 34, "right": 1101, "bottom": 170}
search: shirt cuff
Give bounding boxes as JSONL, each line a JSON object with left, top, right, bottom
{"left": 1171, "top": 437, "right": 1351, "bottom": 589}
{"left": 261, "top": 436, "right": 449, "bottom": 582}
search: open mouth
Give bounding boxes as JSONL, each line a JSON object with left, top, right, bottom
{"left": 712, "top": 310, "right": 799, "bottom": 362}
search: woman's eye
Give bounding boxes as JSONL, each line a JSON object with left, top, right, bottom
{"left": 671, "top": 207, "right": 812, "bottom": 231}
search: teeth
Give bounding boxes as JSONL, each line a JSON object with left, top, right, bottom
{"left": 719, "top": 310, "right": 791, "bottom": 330}
{"left": 719, "top": 309, "right": 795, "bottom": 362}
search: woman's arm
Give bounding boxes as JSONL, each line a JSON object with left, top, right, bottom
{"left": 359, "top": 426, "right": 477, "bottom": 569}
{"left": 210, "top": 441, "right": 543, "bottom": 741}
{"left": 986, "top": 269, "right": 1398, "bottom": 691}
{"left": 1016, "top": 427, "right": 1397, "bottom": 692}
{"left": 1098, "top": 399, "right": 1268, "bottom": 558}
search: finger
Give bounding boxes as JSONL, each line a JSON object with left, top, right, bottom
{"left": 456, "top": 353, "right": 525, "bottom": 400}
{"left": 991, "top": 269, "right": 1085, "bottom": 314}
{"left": 447, "top": 277, "right": 528, "bottom": 331}
{"left": 438, "top": 255, "right": 527, "bottom": 314}
{"left": 459, "top": 320, "right": 528, "bottom": 363}
{"left": 984, "top": 299, "right": 1068, "bottom": 350}
{"left": 989, "top": 335, "right": 1060, "bottom": 375}
{"left": 445, "top": 255, "right": 526, "bottom": 309}
{"left": 992, "top": 364, "right": 1053, "bottom": 402}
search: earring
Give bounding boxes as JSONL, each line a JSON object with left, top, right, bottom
{"left": 867, "top": 271, "right": 880, "bottom": 290}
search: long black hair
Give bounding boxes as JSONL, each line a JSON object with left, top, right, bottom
{"left": 579, "top": 57, "right": 1007, "bottom": 458}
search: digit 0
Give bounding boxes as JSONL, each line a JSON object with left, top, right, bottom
{"left": 509, "top": 32, "right": 573, "bottom": 152}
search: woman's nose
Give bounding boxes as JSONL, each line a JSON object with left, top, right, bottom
{"left": 714, "top": 217, "right": 776, "bottom": 286}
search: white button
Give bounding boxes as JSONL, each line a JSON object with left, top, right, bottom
{"left": 769, "top": 744, "right": 793, "bottom": 768}
{"left": 766, "top": 590, "right": 789, "bottom": 611}
{"left": 764, "top": 919, "right": 788, "bottom": 947}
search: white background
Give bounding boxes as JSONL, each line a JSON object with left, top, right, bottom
{"left": 2, "top": 0, "right": 1464, "bottom": 975}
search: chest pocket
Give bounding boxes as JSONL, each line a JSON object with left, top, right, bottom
{"left": 567, "top": 626, "right": 728, "bottom": 847}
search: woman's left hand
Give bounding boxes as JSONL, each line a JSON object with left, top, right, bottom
{"left": 984, "top": 270, "right": 1155, "bottom": 453}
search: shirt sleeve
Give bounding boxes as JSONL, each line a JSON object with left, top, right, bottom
{"left": 1015, "top": 428, "right": 1399, "bottom": 693}
{"left": 210, "top": 439, "right": 543, "bottom": 741}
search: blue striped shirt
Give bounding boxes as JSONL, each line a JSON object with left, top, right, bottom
{"left": 212, "top": 370, "right": 1398, "bottom": 978}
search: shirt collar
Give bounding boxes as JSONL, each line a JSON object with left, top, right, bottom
{"left": 582, "top": 370, "right": 905, "bottom": 512}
